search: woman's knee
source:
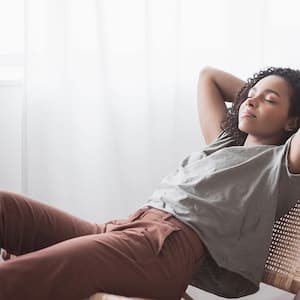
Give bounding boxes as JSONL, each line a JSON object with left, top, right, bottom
{"left": 0, "top": 189, "right": 30, "bottom": 218}
{"left": 0, "top": 189, "right": 13, "bottom": 203}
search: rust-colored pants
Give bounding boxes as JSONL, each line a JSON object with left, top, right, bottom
{"left": 0, "top": 189, "right": 207, "bottom": 300}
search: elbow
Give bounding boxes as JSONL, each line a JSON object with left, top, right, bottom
{"left": 199, "top": 66, "right": 216, "bottom": 79}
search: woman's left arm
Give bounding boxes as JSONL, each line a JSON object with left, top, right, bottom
{"left": 288, "top": 128, "right": 300, "bottom": 174}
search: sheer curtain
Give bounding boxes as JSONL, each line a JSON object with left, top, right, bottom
{"left": 23, "top": 0, "right": 300, "bottom": 223}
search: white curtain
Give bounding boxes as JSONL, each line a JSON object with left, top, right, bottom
{"left": 24, "top": 0, "right": 300, "bottom": 223}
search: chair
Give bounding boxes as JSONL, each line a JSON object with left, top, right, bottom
{"left": 86, "top": 291, "right": 193, "bottom": 300}
{"left": 262, "top": 200, "right": 300, "bottom": 296}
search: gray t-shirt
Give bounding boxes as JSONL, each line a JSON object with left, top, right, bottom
{"left": 142, "top": 130, "right": 300, "bottom": 298}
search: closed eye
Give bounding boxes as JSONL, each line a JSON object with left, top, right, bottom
{"left": 264, "top": 99, "right": 275, "bottom": 103}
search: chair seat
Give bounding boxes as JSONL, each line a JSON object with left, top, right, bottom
{"left": 87, "top": 293, "right": 147, "bottom": 300}
{"left": 87, "top": 292, "right": 193, "bottom": 300}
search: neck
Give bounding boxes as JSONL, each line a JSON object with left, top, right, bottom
{"left": 243, "top": 134, "right": 282, "bottom": 147}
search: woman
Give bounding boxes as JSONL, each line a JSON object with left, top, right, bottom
{"left": 1, "top": 66, "right": 300, "bottom": 300}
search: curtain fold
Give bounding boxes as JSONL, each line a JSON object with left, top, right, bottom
{"left": 24, "top": 0, "right": 300, "bottom": 222}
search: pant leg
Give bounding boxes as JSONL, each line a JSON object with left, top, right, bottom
{"left": 0, "top": 206, "right": 206, "bottom": 300}
{"left": 0, "top": 189, "right": 102, "bottom": 255}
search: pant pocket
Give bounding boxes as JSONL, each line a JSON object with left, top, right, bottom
{"left": 103, "top": 207, "right": 150, "bottom": 232}
{"left": 143, "top": 222, "right": 181, "bottom": 255}
{"left": 127, "top": 206, "right": 150, "bottom": 222}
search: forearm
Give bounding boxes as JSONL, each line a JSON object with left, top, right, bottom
{"left": 201, "top": 66, "right": 246, "bottom": 102}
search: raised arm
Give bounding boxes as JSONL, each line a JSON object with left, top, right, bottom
{"left": 288, "top": 128, "right": 300, "bottom": 174}
{"left": 197, "top": 66, "right": 246, "bottom": 145}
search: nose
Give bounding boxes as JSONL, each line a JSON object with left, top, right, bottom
{"left": 245, "top": 97, "right": 258, "bottom": 108}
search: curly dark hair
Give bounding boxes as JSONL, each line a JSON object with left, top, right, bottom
{"left": 221, "top": 67, "right": 300, "bottom": 146}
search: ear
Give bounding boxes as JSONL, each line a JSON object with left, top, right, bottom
{"left": 284, "top": 116, "right": 299, "bottom": 131}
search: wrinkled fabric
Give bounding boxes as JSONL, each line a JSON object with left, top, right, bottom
{"left": 143, "top": 130, "right": 300, "bottom": 298}
{"left": 0, "top": 190, "right": 206, "bottom": 300}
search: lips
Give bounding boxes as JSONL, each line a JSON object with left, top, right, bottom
{"left": 241, "top": 110, "right": 256, "bottom": 118}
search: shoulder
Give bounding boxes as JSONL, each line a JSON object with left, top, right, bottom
{"left": 287, "top": 129, "right": 300, "bottom": 174}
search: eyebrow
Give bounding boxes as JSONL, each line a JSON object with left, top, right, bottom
{"left": 250, "top": 87, "right": 281, "bottom": 98}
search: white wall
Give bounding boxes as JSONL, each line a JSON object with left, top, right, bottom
{"left": 0, "top": 81, "right": 23, "bottom": 192}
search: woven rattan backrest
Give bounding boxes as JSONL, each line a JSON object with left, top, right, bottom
{"left": 263, "top": 200, "right": 300, "bottom": 294}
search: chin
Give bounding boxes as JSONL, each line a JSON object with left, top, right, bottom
{"left": 237, "top": 124, "right": 249, "bottom": 134}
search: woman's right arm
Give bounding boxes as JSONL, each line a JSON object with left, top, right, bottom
{"left": 197, "top": 66, "right": 246, "bottom": 145}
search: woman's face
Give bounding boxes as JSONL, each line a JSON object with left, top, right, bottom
{"left": 238, "top": 75, "right": 295, "bottom": 146}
